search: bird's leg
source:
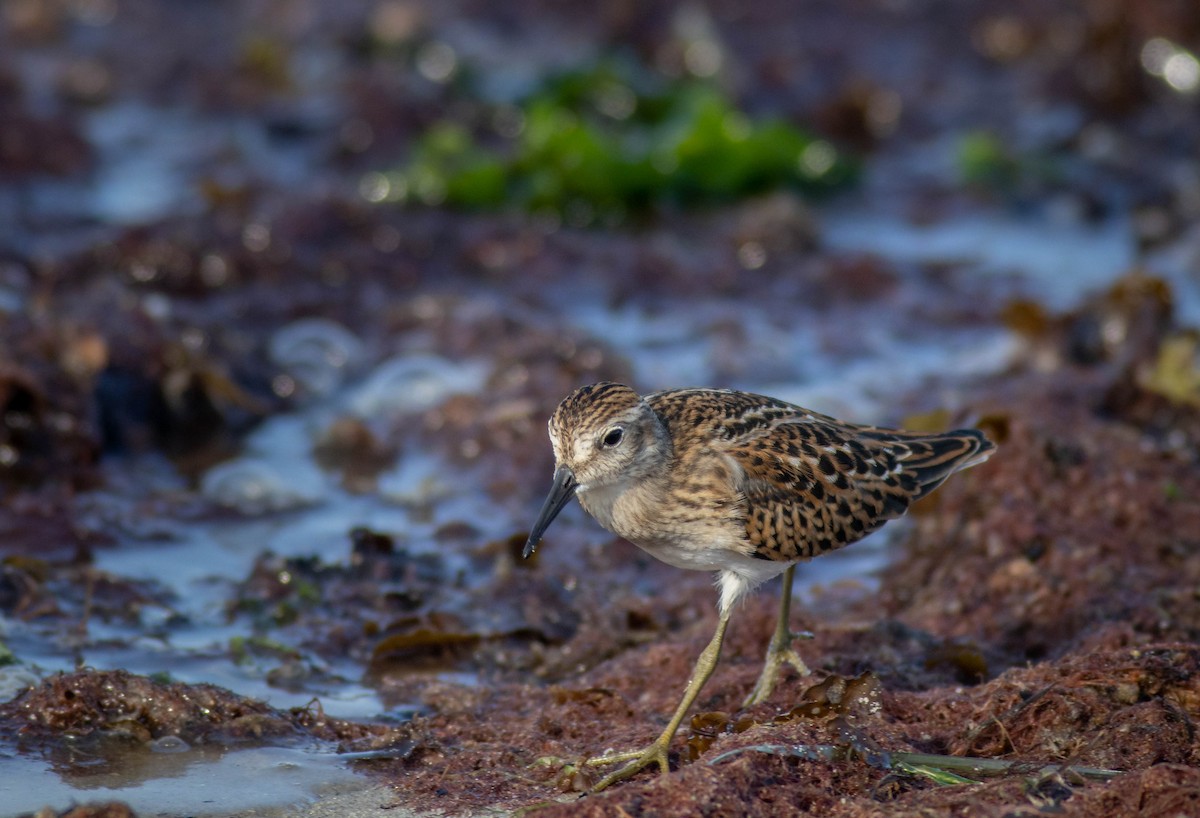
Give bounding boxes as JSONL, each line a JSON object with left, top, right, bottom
{"left": 742, "top": 564, "right": 812, "bottom": 707}
{"left": 584, "top": 609, "right": 731, "bottom": 792}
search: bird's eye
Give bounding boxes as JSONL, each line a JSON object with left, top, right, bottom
{"left": 601, "top": 427, "right": 624, "bottom": 448}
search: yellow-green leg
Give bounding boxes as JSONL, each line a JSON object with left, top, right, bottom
{"left": 584, "top": 609, "right": 731, "bottom": 792}
{"left": 742, "top": 564, "right": 812, "bottom": 707}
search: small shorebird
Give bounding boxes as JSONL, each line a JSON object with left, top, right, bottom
{"left": 525, "top": 382, "right": 995, "bottom": 791}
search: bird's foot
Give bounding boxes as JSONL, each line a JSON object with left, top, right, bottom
{"left": 582, "top": 737, "right": 671, "bottom": 792}
{"left": 742, "top": 632, "right": 813, "bottom": 708}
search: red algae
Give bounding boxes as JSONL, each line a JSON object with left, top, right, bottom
{"left": 359, "top": 351, "right": 1200, "bottom": 815}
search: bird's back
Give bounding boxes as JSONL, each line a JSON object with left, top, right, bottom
{"left": 647, "top": 388, "right": 995, "bottom": 562}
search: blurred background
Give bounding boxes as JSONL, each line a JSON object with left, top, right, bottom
{"left": 1, "top": 0, "right": 1199, "bottom": 814}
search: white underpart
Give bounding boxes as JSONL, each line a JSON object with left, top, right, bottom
{"left": 716, "top": 558, "right": 792, "bottom": 615}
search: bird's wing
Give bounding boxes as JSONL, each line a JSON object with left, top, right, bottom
{"left": 729, "top": 417, "right": 993, "bottom": 561}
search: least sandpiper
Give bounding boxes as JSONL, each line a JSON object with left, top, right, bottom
{"left": 525, "top": 382, "right": 995, "bottom": 791}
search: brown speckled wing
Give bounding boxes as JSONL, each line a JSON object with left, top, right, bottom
{"left": 645, "top": 388, "right": 994, "bottom": 562}
{"left": 728, "top": 416, "right": 994, "bottom": 562}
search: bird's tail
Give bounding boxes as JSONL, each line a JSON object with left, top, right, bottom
{"left": 886, "top": 428, "right": 996, "bottom": 501}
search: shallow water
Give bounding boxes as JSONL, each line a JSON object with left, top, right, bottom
{"left": 0, "top": 742, "right": 363, "bottom": 817}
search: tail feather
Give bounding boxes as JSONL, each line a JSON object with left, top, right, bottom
{"left": 905, "top": 429, "right": 995, "bottom": 500}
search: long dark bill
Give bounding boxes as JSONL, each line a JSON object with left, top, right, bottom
{"left": 523, "top": 466, "right": 578, "bottom": 558}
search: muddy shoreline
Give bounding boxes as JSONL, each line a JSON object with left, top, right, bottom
{"left": 3, "top": 0, "right": 1200, "bottom": 816}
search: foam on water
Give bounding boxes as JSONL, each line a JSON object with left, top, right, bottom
{"left": 345, "top": 354, "right": 490, "bottom": 418}
{"left": 269, "top": 318, "right": 367, "bottom": 398}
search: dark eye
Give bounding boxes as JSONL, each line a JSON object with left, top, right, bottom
{"left": 601, "top": 427, "right": 624, "bottom": 448}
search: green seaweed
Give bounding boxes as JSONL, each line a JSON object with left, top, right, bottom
{"left": 956, "top": 130, "right": 1063, "bottom": 195}
{"left": 380, "top": 58, "right": 857, "bottom": 223}
{"left": 958, "top": 131, "right": 1020, "bottom": 191}
{"left": 230, "top": 635, "right": 302, "bottom": 665}
{"left": 710, "top": 743, "right": 1122, "bottom": 786}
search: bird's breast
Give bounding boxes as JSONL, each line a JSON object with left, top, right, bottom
{"left": 577, "top": 479, "right": 751, "bottom": 572}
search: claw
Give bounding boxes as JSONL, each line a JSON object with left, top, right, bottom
{"left": 742, "top": 645, "right": 811, "bottom": 708}
{"left": 585, "top": 739, "right": 671, "bottom": 791}
{"left": 541, "top": 609, "right": 733, "bottom": 793}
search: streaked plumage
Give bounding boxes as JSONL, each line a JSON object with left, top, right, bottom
{"left": 525, "top": 382, "right": 995, "bottom": 791}
{"left": 530, "top": 382, "right": 992, "bottom": 611}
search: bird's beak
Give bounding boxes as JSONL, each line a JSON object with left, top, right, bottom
{"left": 523, "top": 466, "right": 578, "bottom": 558}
